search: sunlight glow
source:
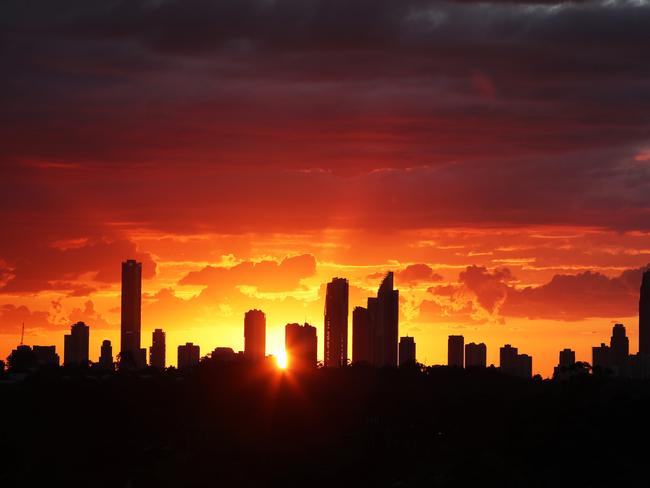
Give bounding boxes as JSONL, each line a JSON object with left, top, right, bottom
{"left": 275, "top": 350, "right": 288, "bottom": 369}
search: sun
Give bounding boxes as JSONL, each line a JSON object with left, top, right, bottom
{"left": 275, "top": 350, "right": 288, "bottom": 370}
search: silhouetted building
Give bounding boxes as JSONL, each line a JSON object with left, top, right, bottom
{"left": 592, "top": 343, "right": 611, "bottom": 371}
{"left": 610, "top": 323, "right": 629, "bottom": 372}
{"left": 500, "top": 344, "right": 519, "bottom": 376}
{"left": 211, "top": 347, "right": 237, "bottom": 362}
{"left": 150, "top": 328, "right": 166, "bottom": 369}
{"left": 465, "top": 342, "right": 487, "bottom": 368}
{"left": 369, "top": 272, "right": 399, "bottom": 367}
{"left": 98, "top": 340, "right": 114, "bottom": 371}
{"left": 352, "top": 306, "right": 372, "bottom": 364}
{"left": 244, "top": 309, "right": 266, "bottom": 361}
{"left": 324, "top": 278, "right": 349, "bottom": 367}
{"left": 517, "top": 354, "right": 533, "bottom": 378}
{"left": 626, "top": 353, "right": 650, "bottom": 379}
{"left": 120, "top": 259, "right": 146, "bottom": 369}
{"left": 554, "top": 348, "right": 577, "bottom": 379}
{"left": 399, "top": 336, "right": 416, "bottom": 366}
{"left": 0, "top": 360, "right": 4, "bottom": 374}
{"left": 448, "top": 335, "right": 464, "bottom": 367}
{"left": 640, "top": 270, "right": 650, "bottom": 355}
{"left": 64, "top": 321, "right": 89, "bottom": 367}
{"left": 559, "top": 348, "right": 576, "bottom": 369}
{"left": 33, "top": 345, "right": 59, "bottom": 367}
{"left": 178, "top": 343, "right": 200, "bottom": 370}
{"left": 285, "top": 323, "right": 317, "bottom": 370}
{"left": 8, "top": 345, "right": 37, "bottom": 372}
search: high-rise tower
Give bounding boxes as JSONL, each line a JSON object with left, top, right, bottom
{"left": 150, "top": 328, "right": 166, "bottom": 369}
{"left": 324, "top": 278, "right": 349, "bottom": 367}
{"left": 120, "top": 259, "right": 144, "bottom": 369}
{"left": 610, "top": 323, "right": 629, "bottom": 371}
{"left": 63, "top": 321, "right": 89, "bottom": 366}
{"left": 285, "top": 323, "right": 317, "bottom": 370}
{"left": 352, "top": 306, "right": 372, "bottom": 364}
{"left": 244, "top": 309, "right": 266, "bottom": 360}
{"left": 465, "top": 342, "right": 487, "bottom": 368}
{"left": 371, "top": 272, "right": 399, "bottom": 367}
{"left": 99, "top": 339, "right": 114, "bottom": 370}
{"left": 448, "top": 335, "right": 464, "bottom": 367}
{"left": 398, "top": 336, "right": 416, "bottom": 366}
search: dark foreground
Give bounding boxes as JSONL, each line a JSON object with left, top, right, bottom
{"left": 1, "top": 364, "right": 649, "bottom": 487}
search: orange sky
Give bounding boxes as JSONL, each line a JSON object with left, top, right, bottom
{"left": 1, "top": 226, "right": 648, "bottom": 376}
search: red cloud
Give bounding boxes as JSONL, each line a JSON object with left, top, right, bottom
{"left": 396, "top": 264, "right": 444, "bottom": 285}
{"left": 180, "top": 254, "right": 317, "bottom": 293}
{"left": 68, "top": 300, "right": 115, "bottom": 330}
{"left": 0, "top": 238, "right": 155, "bottom": 294}
{"left": 427, "top": 264, "right": 650, "bottom": 322}
{"left": 368, "top": 264, "right": 443, "bottom": 286}
{"left": 459, "top": 266, "right": 514, "bottom": 314}
{"left": 502, "top": 267, "right": 648, "bottom": 321}
{"left": 0, "top": 304, "right": 58, "bottom": 333}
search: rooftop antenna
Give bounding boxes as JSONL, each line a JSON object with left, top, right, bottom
{"left": 20, "top": 322, "right": 25, "bottom": 345}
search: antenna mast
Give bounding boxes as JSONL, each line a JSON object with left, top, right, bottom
{"left": 20, "top": 322, "right": 24, "bottom": 345}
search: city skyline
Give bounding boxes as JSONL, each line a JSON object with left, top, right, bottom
{"left": 5, "top": 258, "right": 650, "bottom": 378}
{"left": 1, "top": 0, "right": 650, "bottom": 378}
{"left": 2, "top": 1, "right": 650, "bottom": 485}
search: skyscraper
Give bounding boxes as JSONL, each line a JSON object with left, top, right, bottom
{"left": 352, "top": 306, "right": 372, "bottom": 364}
{"left": 8, "top": 345, "right": 37, "bottom": 372}
{"left": 64, "top": 321, "right": 89, "bottom": 366}
{"left": 465, "top": 342, "right": 487, "bottom": 368}
{"left": 244, "top": 309, "right": 266, "bottom": 360}
{"left": 324, "top": 278, "right": 349, "bottom": 368}
{"left": 640, "top": 270, "right": 650, "bottom": 355}
{"left": 448, "top": 335, "right": 464, "bottom": 367}
{"left": 120, "top": 259, "right": 145, "bottom": 369}
{"left": 610, "top": 323, "right": 629, "bottom": 372}
{"left": 211, "top": 347, "right": 237, "bottom": 362}
{"left": 99, "top": 340, "right": 114, "bottom": 370}
{"left": 150, "top": 328, "right": 166, "bottom": 369}
{"left": 592, "top": 343, "right": 611, "bottom": 371}
{"left": 285, "top": 322, "right": 317, "bottom": 371}
{"left": 517, "top": 354, "right": 533, "bottom": 378}
{"left": 554, "top": 348, "right": 577, "bottom": 379}
{"left": 33, "top": 345, "right": 59, "bottom": 367}
{"left": 178, "top": 343, "right": 200, "bottom": 369}
{"left": 398, "top": 336, "right": 416, "bottom": 366}
{"left": 500, "top": 344, "right": 519, "bottom": 376}
{"left": 559, "top": 348, "right": 576, "bottom": 369}
{"left": 500, "top": 344, "right": 533, "bottom": 378}
{"left": 371, "top": 272, "right": 399, "bottom": 367}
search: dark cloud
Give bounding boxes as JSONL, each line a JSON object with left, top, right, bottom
{"left": 0, "top": 0, "right": 649, "bottom": 240}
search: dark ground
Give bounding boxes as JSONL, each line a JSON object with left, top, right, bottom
{"left": 1, "top": 363, "right": 648, "bottom": 487}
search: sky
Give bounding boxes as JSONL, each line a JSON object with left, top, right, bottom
{"left": 1, "top": 0, "right": 650, "bottom": 376}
